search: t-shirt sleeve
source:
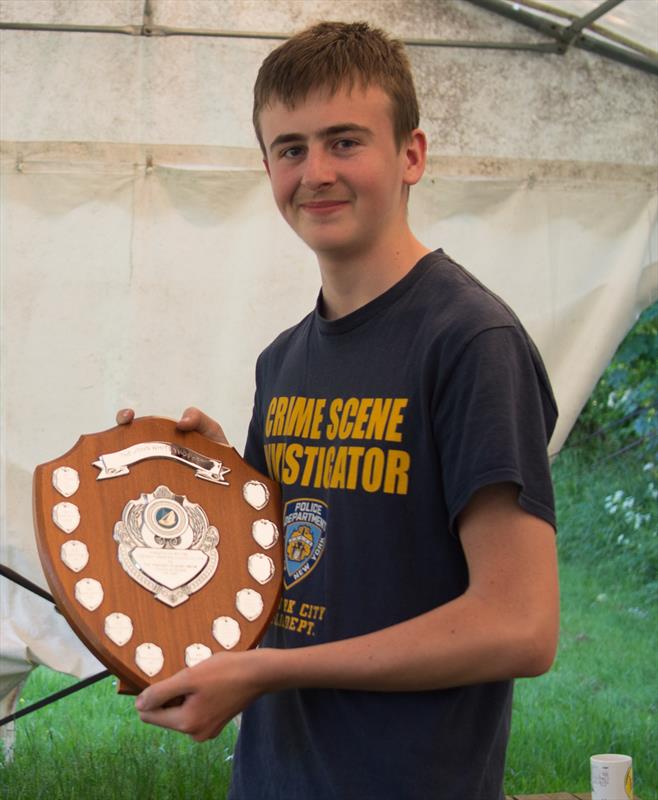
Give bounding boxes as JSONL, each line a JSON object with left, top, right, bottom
{"left": 243, "top": 356, "right": 268, "bottom": 474}
{"left": 433, "top": 325, "right": 557, "bottom": 534}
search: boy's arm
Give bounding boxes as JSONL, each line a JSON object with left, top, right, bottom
{"left": 136, "top": 481, "right": 559, "bottom": 741}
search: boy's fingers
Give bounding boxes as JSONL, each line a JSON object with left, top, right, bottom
{"left": 178, "top": 407, "right": 229, "bottom": 445}
{"left": 136, "top": 674, "right": 200, "bottom": 734}
{"left": 116, "top": 408, "right": 135, "bottom": 425}
{"left": 114, "top": 407, "right": 228, "bottom": 445}
{"left": 136, "top": 675, "right": 188, "bottom": 713}
{"left": 138, "top": 703, "right": 188, "bottom": 731}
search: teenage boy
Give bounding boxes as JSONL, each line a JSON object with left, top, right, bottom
{"left": 123, "top": 21, "right": 559, "bottom": 800}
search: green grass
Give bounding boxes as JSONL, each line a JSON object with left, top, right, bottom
{"left": 0, "top": 670, "right": 236, "bottom": 799}
{"left": 504, "top": 428, "right": 657, "bottom": 798}
{"left": 506, "top": 561, "right": 657, "bottom": 798}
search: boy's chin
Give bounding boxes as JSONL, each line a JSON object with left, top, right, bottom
{"left": 293, "top": 226, "right": 361, "bottom": 258}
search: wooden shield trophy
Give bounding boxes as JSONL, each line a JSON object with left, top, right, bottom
{"left": 33, "top": 417, "right": 282, "bottom": 694}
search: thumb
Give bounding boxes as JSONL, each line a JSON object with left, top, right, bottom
{"left": 135, "top": 674, "right": 188, "bottom": 712}
{"left": 116, "top": 408, "right": 135, "bottom": 425}
{"left": 178, "top": 407, "right": 229, "bottom": 445}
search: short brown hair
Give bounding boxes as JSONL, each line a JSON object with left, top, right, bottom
{"left": 253, "top": 21, "right": 419, "bottom": 153}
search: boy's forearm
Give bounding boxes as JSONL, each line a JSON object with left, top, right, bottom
{"left": 254, "top": 488, "right": 559, "bottom": 696}
{"left": 255, "top": 586, "right": 555, "bottom": 697}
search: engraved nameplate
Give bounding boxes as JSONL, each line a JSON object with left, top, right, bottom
{"left": 185, "top": 643, "right": 212, "bottom": 667}
{"left": 212, "top": 616, "right": 241, "bottom": 650}
{"left": 135, "top": 643, "right": 164, "bottom": 676}
{"left": 236, "top": 588, "right": 263, "bottom": 621}
{"left": 60, "top": 540, "right": 89, "bottom": 572}
{"left": 132, "top": 548, "right": 208, "bottom": 591}
{"left": 75, "top": 578, "right": 103, "bottom": 611}
{"left": 252, "top": 519, "right": 279, "bottom": 549}
{"left": 248, "top": 553, "right": 275, "bottom": 584}
{"left": 52, "top": 466, "right": 80, "bottom": 497}
{"left": 52, "top": 502, "right": 80, "bottom": 534}
{"left": 94, "top": 441, "right": 230, "bottom": 485}
{"left": 243, "top": 481, "right": 269, "bottom": 510}
{"left": 105, "top": 612, "right": 134, "bottom": 646}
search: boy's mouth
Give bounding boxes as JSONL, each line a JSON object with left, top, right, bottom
{"left": 298, "top": 200, "right": 350, "bottom": 213}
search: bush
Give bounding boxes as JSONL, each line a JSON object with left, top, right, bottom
{"left": 570, "top": 301, "right": 658, "bottom": 452}
{"left": 554, "top": 301, "right": 658, "bottom": 602}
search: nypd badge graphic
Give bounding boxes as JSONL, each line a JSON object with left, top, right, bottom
{"left": 283, "top": 498, "right": 327, "bottom": 588}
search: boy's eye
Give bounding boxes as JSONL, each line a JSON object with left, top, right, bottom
{"left": 281, "top": 145, "right": 305, "bottom": 159}
{"left": 334, "top": 139, "right": 359, "bottom": 151}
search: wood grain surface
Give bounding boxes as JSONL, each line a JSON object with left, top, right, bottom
{"left": 33, "top": 417, "right": 282, "bottom": 694}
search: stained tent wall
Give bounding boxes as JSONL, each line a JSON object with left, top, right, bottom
{"left": 1, "top": 0, "right": 656, "bottom": 737}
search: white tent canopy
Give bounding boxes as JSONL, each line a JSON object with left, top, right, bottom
{"left": 1, "top": 0, "right": 656, "bottom": 738}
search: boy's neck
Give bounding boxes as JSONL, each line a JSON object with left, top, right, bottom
{"left": 316, "top": 227, "right": 431, "bottom": 320}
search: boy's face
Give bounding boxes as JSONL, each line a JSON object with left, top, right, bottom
{"left": 259, "top": 83, "right": 424, "bottom": 262}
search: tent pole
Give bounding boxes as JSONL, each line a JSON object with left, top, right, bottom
{"left": 0, "top": 670, "right": 112, "bottom": 728}
{"left": 558, "top": 0, "right": 626, "bottom": 48}
{"left": 466, "top": 0, "right": 658, "bottom": 75}
{"left": 0, "top": 564, "right": 55, "bottom": 606}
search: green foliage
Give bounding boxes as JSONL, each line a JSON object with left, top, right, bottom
{"left": 553, "top": 447, "right": 658, "bottom": 603}
{"left": 516, "top": 303, "right": 658, "bottom": 795}
{"left": 554, "top": 300, "right": 658, "bottom": 602}
{"left": 571, "top": 301, "right": 658, "bottom": 449}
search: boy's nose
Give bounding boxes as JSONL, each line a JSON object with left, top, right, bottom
{"left": 300, "top": 148, "right": 335, "bottom": 190}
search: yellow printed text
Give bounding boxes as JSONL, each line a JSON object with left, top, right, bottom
{"left": 264, "top": 443, "right": 410, "bottom": 495}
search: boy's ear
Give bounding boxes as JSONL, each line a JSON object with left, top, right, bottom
{"left": 263, "top": 158, "right": 271, "bottom": 178}
{"left": 402, "top": 129, "right": 427, "bottom": 188}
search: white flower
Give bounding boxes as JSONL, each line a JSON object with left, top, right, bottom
{"left": 643, "top": 462, "right": 654, "bottom": 471}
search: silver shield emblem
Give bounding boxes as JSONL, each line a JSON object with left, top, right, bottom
{"left": 114, "top": 485, "right": 219, "bottom": 607}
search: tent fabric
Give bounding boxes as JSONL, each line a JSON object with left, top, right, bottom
{"left": 1, "top": 4, "right": 657, "bottom": 162}
{"left": 1, "top": 141, "right": 655, "bottom": 708}
{"left": 0, "top": 0, "right": 656, "bottom": 731}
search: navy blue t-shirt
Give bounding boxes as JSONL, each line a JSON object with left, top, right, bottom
{"left": 229, "top": 250, "right": 557, "bottom": 800}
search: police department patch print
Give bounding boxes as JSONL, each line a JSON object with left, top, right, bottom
{"left": 283, "top": 498, "right": 327, "bottom": 588}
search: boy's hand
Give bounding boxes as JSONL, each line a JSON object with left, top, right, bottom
{"left": 115, "top": 407, "right": 229, "bottom": 445}
{"left": 135, "top": 650, "right": 268, "bottom": 741}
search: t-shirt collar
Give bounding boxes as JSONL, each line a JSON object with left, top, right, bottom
{"left": 314, "top": 250, "right": 442, "bottom": 335}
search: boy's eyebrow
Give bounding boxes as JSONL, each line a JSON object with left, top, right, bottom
{"left": 268, "top": 123, "right": 373, "bottom": 152}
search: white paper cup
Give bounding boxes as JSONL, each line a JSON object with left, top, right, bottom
{"left": 591, "top": 753, "right": 633, "bottom": 800}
